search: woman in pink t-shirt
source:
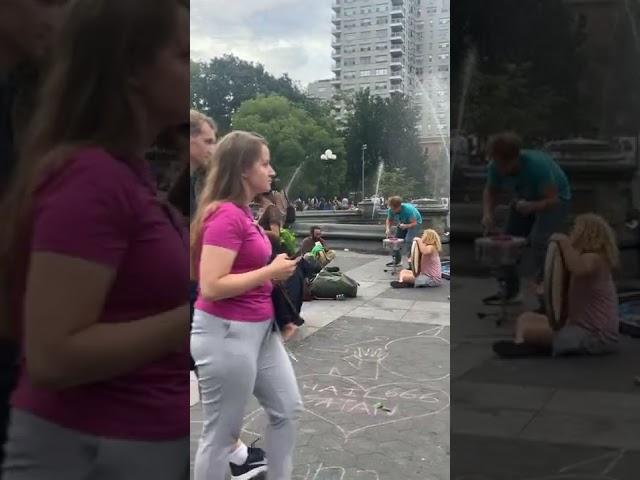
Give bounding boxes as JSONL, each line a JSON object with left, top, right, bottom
{"left": 190, "top": 131, "right": 302, "bottom": 480}
{"left": 392, "top": 229, "right": 443, "bottom": 288}
{"left": 494, "top": 213, "right": 620, "bottom": 358}
{"left": 0, "top": 1, "right": 190, "bottom": 479}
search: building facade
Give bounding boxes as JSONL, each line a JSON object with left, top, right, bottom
{"left": 330, "top": 0, "right": 449, "bottom": 134}
{"left": 308, "top": 78, "right": 335, "bottom": 101}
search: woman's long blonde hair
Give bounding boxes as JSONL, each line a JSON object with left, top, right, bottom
{"left": 569, "top": 213, "right": 619, "bottom": 268}
{"left": 190, "top": 131, "right": 268, "bottom": 274}
{"left": 0, "top": 0, "right": 188, "bottom": 334}
{"left": 421, "top": 229, "right": 442, "bottom": 252}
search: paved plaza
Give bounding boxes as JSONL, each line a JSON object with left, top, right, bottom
{"left": 190, "top": 251, "right": 451, "bottom": 479}
{"left": 451, "top": 275, "right": 640, "bottom": 480}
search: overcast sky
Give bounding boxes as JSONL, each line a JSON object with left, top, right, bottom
{"left": 191, "top": 0, "right": 334, "bottom": 88}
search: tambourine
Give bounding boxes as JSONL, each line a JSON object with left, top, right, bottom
{"left": 474, "top": 235, "right": 527, "bottom": 267}
{"left": 543, "top": 240, "right": 570, "bottom": 329}
{"left": 410, "top": 239, "right": 422, "bottom": 276}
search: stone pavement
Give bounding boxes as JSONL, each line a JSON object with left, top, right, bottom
{"left": 451, "top": 275, "right": 640, "bottom": 480}
{"left": 190, "top": 251, "right": 451, "bottom": 479}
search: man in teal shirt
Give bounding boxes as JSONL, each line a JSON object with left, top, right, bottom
{"left": 482, "top": 132, "right": 571, "bottom": 308}
{"left": 386, "top": 196, "right": 423, "bottom": 266}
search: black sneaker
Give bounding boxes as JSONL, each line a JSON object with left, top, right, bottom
{"left": 391, "top": 281, "right": 413, "bottom": 289}
{"left": 230, "top": 442, "right": 267, "bottom": 480}
{"left": 492, "top": 340, "right": 551, "bottom": 358}
{"left": 386, "top": 260, "right": 400, "bottom": 267}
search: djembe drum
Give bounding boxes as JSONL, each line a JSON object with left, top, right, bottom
{"left": 543, "top": 240, "right": 570, "bottom": 330}
{"left": 474, "top": 234, "right": 527, "bottom": 325}
{"left": 383, "top": 237, "right": 404, "bottom": 275}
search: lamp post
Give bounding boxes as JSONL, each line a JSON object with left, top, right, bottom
{"left": 320, "top": 149, "right": 337, "bottom": 201}
{"left": 361, "top": 144, "right": 368, "bottom": 202}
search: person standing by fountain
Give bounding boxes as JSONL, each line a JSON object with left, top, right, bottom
{"left": 481, "top": 131, "right": 571, "bottom": 309}
{"left": 385, "top": 196, "right": 423, "bottom": 267}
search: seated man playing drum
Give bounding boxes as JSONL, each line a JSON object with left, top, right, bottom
{"left": 481, "top": 132, "right": 571, "bottom": 309}
{"left": 385, "top": 196, "right": 423, "bottom": 267}
{"left": 493, "top": 214, "right": 620, "bottom": 357}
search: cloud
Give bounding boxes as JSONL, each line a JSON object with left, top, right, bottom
{"left": 191, "top": 0, "right": 334, "bottom": 87}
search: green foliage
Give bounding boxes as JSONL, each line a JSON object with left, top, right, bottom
{"left": 342, "top": 89, "right": 425, "bottom": 198}
{"left": 379, "top": 167, "right": 422, "bottom": 200}
{"left": 279, "top": 228, "right": 297, "bottom": 257}
{"left": 191, "top": 55, "right": 310, "bottom": 133}
{"left": 232, "top": 95, "right": 346, "bottom": 198}
{"left": 451, "top": 0, "right": 588, "bottom": 140}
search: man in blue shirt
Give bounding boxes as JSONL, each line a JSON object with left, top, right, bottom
{"left": 386, "top": 196, "right": 423, "bottom": 266}
{"left": 482, "top": 132, "right": 571, "bottom": 307}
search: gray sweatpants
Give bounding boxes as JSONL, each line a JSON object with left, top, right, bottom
{"left": 191, "top": 311, "right": 302, "bottom": 480}
{"left": 2, "top": 409, "right": 188, "bottom": 480}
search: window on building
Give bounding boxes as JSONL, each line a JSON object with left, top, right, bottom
{"left": 375, "top": 54, "right": 387, "bottom": 62}
{"left": 375, "top": 68, "right": 388, "bottom": 75}
{"left": 344, "top": 58, "right": 356, "bottom": 66}
{"left": 376, "top": 29, "right": 386, "bottom": 37}
{"left": 437, "top": 65, "right": 449, "bottom": 72}
{"left": 376, "top": 16, "right": 388, "bottom": 25}
{"left": 344, "top": 7, "right": 357, "bottom": 16}
{"left": 361, "top": 30, "right": 372, "bottom": 38}
{"left": 344, "top": 71, "right": 357, "bottom": 79}
{"left": 375, "top": 82, "right": 387, "bottom": 90}
{"left": 361, "top": 18, "right": 372, "bottom": 27}
{"left": 360, "top": 70, "right": 372, "bottom": 77}
{"left": 375, "top": 42, "right": 387, "bottom": 51}
{"left": 344, "top": 21, "right": 356, "bottom": 29}
{"left": 360, "top": 56, "right": 372, "bottom": 64}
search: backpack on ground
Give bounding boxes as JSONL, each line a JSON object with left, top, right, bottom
{"left": 310, "top": 270, "right": 358, "bottom": 299}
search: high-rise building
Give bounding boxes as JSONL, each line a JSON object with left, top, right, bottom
{"left": 330, "top": 0, "right": 449, "bottom": 137}
{"left": 331, "top": 0, "right": 421, "bottom": 98}
{"left": 416, "top": 0, "right": 450, "bottom": 139}
{"left": 307, "top": 79, "right": 335, "bottom": 101}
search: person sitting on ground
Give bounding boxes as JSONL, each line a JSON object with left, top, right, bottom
{"left": 391, "top": 229, "right": 443, "bottom": 288}
{"left": 385, "top": 196, "right": 423, "bottom": 267}
{"left": 493, "top": 213, "right": 620, "bottom": 358}
{"left": 297, "top": 225, "right": 336, "bottom": 267}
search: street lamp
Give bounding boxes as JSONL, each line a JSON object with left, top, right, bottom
{"left": 361, "top": 144, "right": 368, "bottom": 202}
{"left": 320, "top": 149, "right": 337, "bottom": 200}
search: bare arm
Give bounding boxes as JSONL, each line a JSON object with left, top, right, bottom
{"left": 529, "top": 185, "right": 559, "bottom": 212}
{"left": 403, "top": 216, "right": 418, "bottom": 229}
{"left": 25, "top": 253, "right": 188, "bottom": 390}
{"left": 555, "top": 237, "right": 601, "bottom": 276}
{"left": 417, "top": 243, "right": 436, "bottom": 256}
{"left": 482, "top": 186, "right": 498, "bottom": 217}
{"left": 199, "top": 245, "right": 275, "bottom": 301}
{"left": 263, "top": 222, "right": 281, "bottom": 243}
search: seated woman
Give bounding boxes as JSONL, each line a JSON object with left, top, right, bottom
{"left": 391, "top": 229, "right": 443, "bottom": 288}
{"left": 256, "top": 191, "right": 284, "bottom": 253}
{"left": 493, "top": 213, "right": 620, "bottom": 358}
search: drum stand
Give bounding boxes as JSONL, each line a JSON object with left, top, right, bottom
{"left": 477, "top": 270, "right": 510, "bottom": 326}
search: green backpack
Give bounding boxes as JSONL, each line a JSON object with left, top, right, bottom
{"left": 310, "top": 270, "right": 359, "bottom": 299}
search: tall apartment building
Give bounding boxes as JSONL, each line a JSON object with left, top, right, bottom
{"left": 331, "top": 0, "right": 421, "bottom": 98}
{"left": 330, "top": 0, "right": 449, "bottom": 137}
{"left": 416, "top": 0, "right": 450, "bottom": 139}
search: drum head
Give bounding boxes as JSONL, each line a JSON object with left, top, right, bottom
{"left": 544, "top": 241, "right": 570, "bottom": 329}
{"left": 411, "top": 240, "right": 422, "bottom": 276}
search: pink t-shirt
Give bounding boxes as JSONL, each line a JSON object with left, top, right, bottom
{"left": 420, "top": 247, "right": 442, "bottom": 281}
{"left": 567, "top": 259, "right": 619, "bottom": 342}
{"left": 194, "top": 202, "right": 274, "bottom": 322}
{"left": 11, "top": 148, "right": 189, "bottom": 441}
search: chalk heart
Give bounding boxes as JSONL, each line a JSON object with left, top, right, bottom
{"left": 297, "top": 374, "right": 449, "bottom": 440}
{"left": 381, "top": 333, "right": 450, "bottom": 382}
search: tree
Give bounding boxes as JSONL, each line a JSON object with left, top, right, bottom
{"left": 451, "top": 0, "right": 587, "bottom": 140}
{"left": 342, "top": 89, "right": 426, "bottom": 197}
{"left": 191, "top": 55, "right": 311, "bottom": 133}
{"left": 379, "top": 167, "right": 422, "bottom": 200}
{"left": 232, "top": 95, "right": 346, "bottom": 198}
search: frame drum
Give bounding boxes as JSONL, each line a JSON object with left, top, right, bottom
{"left": 543, "top": 240, "right": 570, "bottom": 329}
{"left": 410, "top": 239, "right": 422, "bottom": 276}
{"left": 474, "top": 235, "right": 527, "bottom": 267}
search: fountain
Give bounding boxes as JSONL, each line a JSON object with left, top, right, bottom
{"left": 284, "top": 162, "right": 305, "bottom": 198}
{"left": 371, "top": 161, "right": 384, "bottom": 219}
